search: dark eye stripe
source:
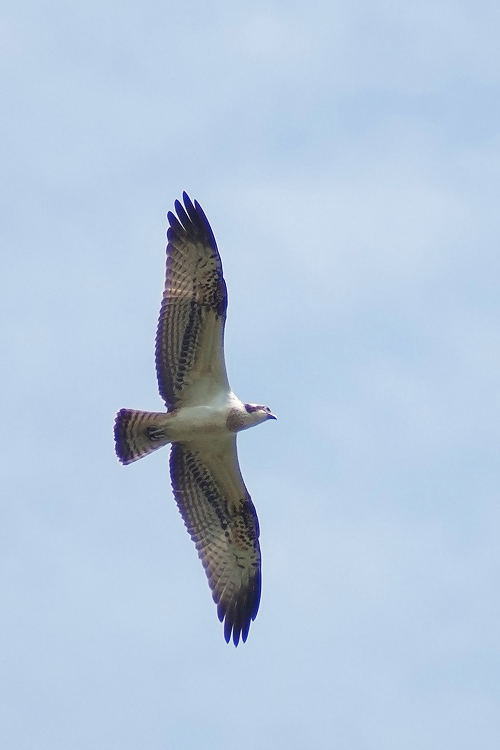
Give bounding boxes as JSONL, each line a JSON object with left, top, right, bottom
{"left": 244, "top": 404, "right": 261, "bottom": 413}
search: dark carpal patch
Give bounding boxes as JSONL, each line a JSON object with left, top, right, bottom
{"left": 229, "top": 497, "right": 260, "bottom": 546}
{"left": 212, "top": 276, "right": 228, "bottom": 317}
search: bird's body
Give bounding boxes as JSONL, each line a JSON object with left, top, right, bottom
{"left": 114, "top": 193, "right": 275, "bottom": 645}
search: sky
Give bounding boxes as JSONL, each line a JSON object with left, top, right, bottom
{"left": 1, "top": 1, "right": 500, "bottom": 748}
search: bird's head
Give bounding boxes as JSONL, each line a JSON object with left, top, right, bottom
{"left": 243, "top": 403, "right": 277, "bottom": 426}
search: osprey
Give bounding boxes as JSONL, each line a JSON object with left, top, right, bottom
{"left": 114, "top": 193, "right": 276, "bottom": 645}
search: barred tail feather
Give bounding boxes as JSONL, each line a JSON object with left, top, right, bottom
{"left": 114, "top": 409, "right": 172, "bottom": 465}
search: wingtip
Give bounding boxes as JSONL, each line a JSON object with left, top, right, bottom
{"left": 219, "top": 604, "right": 247, "bottom": 646}
{"left": 169, "top": 193, "right": 217, "bottom": 253}
{"left": 220, "top": 604, "right": 257, "bottom": 646}
{"left": 224, "top": 621, "right": 242, "bottom": 647}
{"left": 182, "top": 191, "right": 196, "bottom": 215}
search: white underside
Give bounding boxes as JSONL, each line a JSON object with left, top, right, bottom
{"left": 165, "top": 390, "right": 242, "bottom": 443}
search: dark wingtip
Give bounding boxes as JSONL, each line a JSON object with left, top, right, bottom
{"left": 220, "top": 603, "right": 246, "bottom": 646}
{"left": 219, "top": 577, "right": 261, "bottom": 646}
{"left": 166, "top": 192, "right": 218, "bottom": 250}
{"left": 182, "top": 191, "right": 195, "bottom": 212}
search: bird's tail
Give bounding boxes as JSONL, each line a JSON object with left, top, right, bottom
{"left": 114, "top": 409, "right": 172, "bottom": 465}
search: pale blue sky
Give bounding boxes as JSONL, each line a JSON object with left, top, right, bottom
{"left": 1, "top": 1, "right": 500, "bottom": 748}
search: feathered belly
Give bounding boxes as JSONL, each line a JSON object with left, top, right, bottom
{"left": 167, "top": 404, "right": 232, "bottom": 442}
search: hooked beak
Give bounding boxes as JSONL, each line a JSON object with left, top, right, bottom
{"left": 268, "top": 413, "right": 277, "bottom": 420}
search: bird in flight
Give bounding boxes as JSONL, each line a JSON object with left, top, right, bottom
{"left": 114, "top": 193, "right": 276, "bottom": 645}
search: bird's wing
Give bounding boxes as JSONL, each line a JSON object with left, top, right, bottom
{"left": 156, "top": 193, "right": 229, "bottom": 408}
{"left": 169, "top": 437, "right": 261, "bottom": 645}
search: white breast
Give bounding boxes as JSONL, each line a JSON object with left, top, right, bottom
{"left": 167, "top": 391, "right": 243, "bottom": 442}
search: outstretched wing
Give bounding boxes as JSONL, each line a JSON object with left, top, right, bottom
{"left": 156, "top": 193, "right": 229, "bottom": 408}
{"left": 169, "top": 438, "right": 261, "bottom": 646}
